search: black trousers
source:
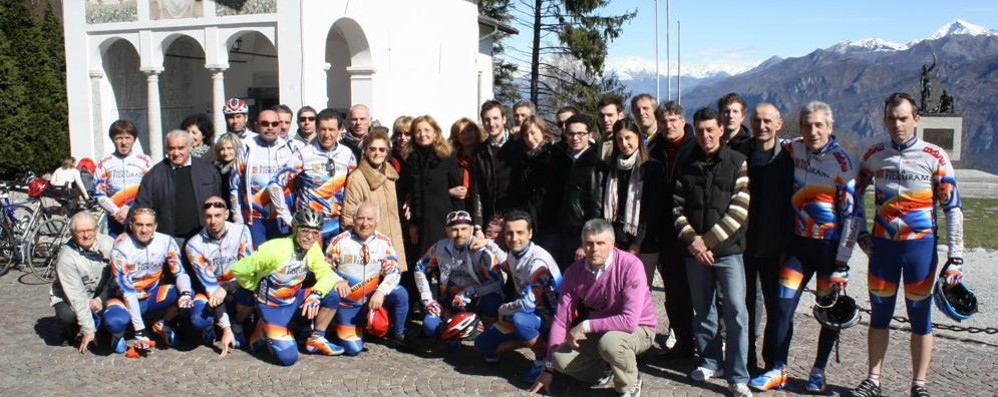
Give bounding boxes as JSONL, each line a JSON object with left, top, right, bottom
{"left": 744, "top": 254, "right": 781, "bottom": 369}
{"left": 657, "top": 239, "right": 695, "bottom": 351}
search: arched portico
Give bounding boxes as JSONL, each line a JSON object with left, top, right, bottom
{"left": 224, "top": 30, "right": 279, "bottom": 124}
{"left": 325, "top": 18, "right": 374, "bottom": 113}
{"left": 160, "top": 35, "right": 212, "bottom": 140}
{"left": 99, "top": 38, "right": 147, "bottom": 156}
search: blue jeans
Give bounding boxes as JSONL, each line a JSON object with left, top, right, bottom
{"left": 686, "top": 253, "right": 749, "bottom": 383}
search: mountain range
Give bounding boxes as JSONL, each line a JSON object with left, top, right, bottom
{"left": 617, "top": 20, "right": 998, "bottom": 172}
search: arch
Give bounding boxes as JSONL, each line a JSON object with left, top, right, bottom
{"left": 325, "top": 17, "right": 374, "bottom": 111}
{"left": 100, "top": 39, "right": 148, "bottom": 155}
{"left": 224, "top": 31, "right": 280, "bottom": 121}
{"left": 160, "top": 35, "right": 213, "bottom": 141}
{"left": 160, "top": 32, "right": 206, "bottom": 59}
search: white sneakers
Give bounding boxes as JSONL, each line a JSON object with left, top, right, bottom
{"left": 730, "top": 382, "right": 753, "bottom": 397}
{"left": 689, "top": 367, "right": 724, "bottom": 382}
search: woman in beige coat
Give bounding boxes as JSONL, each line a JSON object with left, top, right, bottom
{"left": 343, "top": 129, "right": 408, "bottom": 271}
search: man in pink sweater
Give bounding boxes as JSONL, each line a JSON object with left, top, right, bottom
{"left": 529, "top": 219, "right": 655, "bottom": 397}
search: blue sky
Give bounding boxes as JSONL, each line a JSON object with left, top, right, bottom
{"left": 504, "top": 1, "right": 998, "bottom": 76}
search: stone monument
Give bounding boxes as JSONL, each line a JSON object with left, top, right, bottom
{"left": 917, "top": 56, "right": 962, "bottom": 161}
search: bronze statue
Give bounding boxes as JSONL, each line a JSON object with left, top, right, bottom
{"left": 920, "top": 54, "right": 937, "bottom": 112}
{"left": 939, "top": 90, "right": 955, "bottom": 114}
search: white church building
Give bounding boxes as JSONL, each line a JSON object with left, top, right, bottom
{"left": 63, "top": 0, "right": 514, "bottom": 160}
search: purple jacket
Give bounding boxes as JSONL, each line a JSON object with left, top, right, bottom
{"left": 547, "top": 248, "right": 656, "bottom": 358}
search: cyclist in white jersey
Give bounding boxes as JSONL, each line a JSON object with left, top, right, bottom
{"left": 94, "top": 120, "right": 153, "bottom": 236}
{"left": 230, "top": 109, "right": 298, "bottom": 247}
{"left": 186, "top": 196, "right": 254, "bottom": 356}
{"left": 102, "top": 208, "right": 193, "bottom": 355}
{"left": 269, "top": 110, "right": 356, "bottom": 246}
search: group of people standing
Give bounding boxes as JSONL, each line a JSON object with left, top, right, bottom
{"left": 48, "top": 90, "right": 966, "bottom": 397}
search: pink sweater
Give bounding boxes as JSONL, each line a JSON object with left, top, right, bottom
{"left": 547, "top": 248, "right": 657, "bottom": 357}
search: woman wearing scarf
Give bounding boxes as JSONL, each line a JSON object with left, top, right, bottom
{"left": 604, "top": 118, "right": 666, "bottom": 286}
{"left": 509, "top": 116, "right": 569, "bottom": 253}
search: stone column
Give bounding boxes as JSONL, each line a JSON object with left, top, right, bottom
{"left": 346, "top": 66, "right": 376, "bottom": 110}
{"left": 88, "top": 70, "right": 104, "bottom": 158}
{"left": 143, "top": 68, "right": 164, "bottom": 160}
{"left": 208, "top": 67, "right": 227, "bottom": 141}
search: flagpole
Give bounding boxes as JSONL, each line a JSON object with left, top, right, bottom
{"left": 655, "top": 0, "right": 660, "bottom": 101}
{"left": 666, "top": 0, "right": 671, "bottom": 100}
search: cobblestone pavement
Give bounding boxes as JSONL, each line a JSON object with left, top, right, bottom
{"left": 1, "top": 259, "right": 996, "bottom": 396}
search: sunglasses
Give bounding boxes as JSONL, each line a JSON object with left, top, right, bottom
{"left": 133, "top": 207, "right": 157, "bottom": 217}
{"left": 203, "top": 202, "right": 227, "bottom": 210}
{"left": 367, "top": 146, "right": 388, "bottom": 153}
{"left": 259, "top": 121, "right": 281, "bottom": 128}
{"left": 299, "top": 116, "right": 316, "bottom": 122}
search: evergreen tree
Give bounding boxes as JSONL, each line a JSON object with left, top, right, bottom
{"left": 478, "top": 0, "right": 521, "bottom": 106}
{"left": 0, "top": 0, "right": 68, "bottom": 177}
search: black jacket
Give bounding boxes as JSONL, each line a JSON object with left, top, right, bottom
{"left": 606, "top": 158, "right": 666, "bottom": 253}
{"left": 674, "top": 146, "right": 749, "bottom": 257}
{"left": 647, "top": 126, "right": 697, "bottom": 244}
{"left": 471, "top": 138, "right": 523, "bottom": 226}
{"left": 740, "top": 139, "right": 793, "bottom": 258}
{"left": 507, "top": 143, "right": 568, "bottom": 236}
{"left": 135, "top": 157, "right": 222, "bottom": 236}
{"left": 726, "top": 125, "right": 752, "bottom": 153}
{"left": 558, "top": 145, "right": 606, "bottom": 232}
{"left": 399, "top": 146, "right": 465, "bottom": 254}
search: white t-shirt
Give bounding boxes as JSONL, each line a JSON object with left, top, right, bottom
{"left": 50, "top": 167, "right": 89, "bottom": 199}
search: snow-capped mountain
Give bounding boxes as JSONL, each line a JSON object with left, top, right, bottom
{"left": 607, "top": 56, "right": 753, "bottom": 80}
{"left": 826, "top": 38, "right": 908, "bottom": 54}
{"left": 928, "top": 19, "right": 997, "bottom": 40}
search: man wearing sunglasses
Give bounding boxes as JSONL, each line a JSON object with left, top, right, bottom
{"left": 291, "top": 106, "right": 318, "bottom": 151}
{"left": 269, "top": 109, "right": 357, "bottom": 246}
{"left": 186, "top": 196, "right": 254, "bottom": 357}
{"left": 230, "top": 109, "right": 299, "bottom": 247}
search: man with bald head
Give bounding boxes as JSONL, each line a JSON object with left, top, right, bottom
{"left": 230, "top": 109, "right": 299, "bottom": 246}
{"left": 342, "top": 104, "right": 372, "bottom": 158}
{"left": 740, "top": 102, "right": 793, "bottom": 372}
{"left": 50, "top": 211, "right": 115, "bottom": 353}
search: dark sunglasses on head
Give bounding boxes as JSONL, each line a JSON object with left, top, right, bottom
{"left": 259, "top": 121, "right": 281, "bottom": 128}
{"left": 299, "top": 116, "right": 316, "bottom": 122}
{"left": 204, "top": 202, "right": 227, "bottom": 210}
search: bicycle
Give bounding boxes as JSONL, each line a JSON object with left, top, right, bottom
{"left": 0, "top": 172, "right": 72, "bottom": 279}
{"left": 27, "top": 203, "right": 106, "bottom": 283}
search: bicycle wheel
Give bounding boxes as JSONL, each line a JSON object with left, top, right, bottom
{"left": 0, "top": 222, "right": 16, "bottom": 277}
{"left": 28, "top": 217, "right": 68, "bottom": 282}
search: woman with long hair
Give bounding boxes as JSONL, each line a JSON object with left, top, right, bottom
{"left": 399, "top": 115, "right": 464, "bottom": 257}
{"left": 604, "top": 118, "right": 665, "bottom": 285}
{"left": 209, "top": 133, "right": 241, "bottom": 209}
{"left": 449, "top": 118, "right": 485, "bottom": 210}
{"left": 508, "top": 116, "right": 567, "bottom": 252}
{"left": 390, "top": 115, "right": 413, "bottom": 174}
{"left": 181, "top": 114, "right": 215, "bottom": 159}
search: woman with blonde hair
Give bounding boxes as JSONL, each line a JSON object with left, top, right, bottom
{"left": 399, "top": 115, "right": 464, "bottom": 256}
{"left": 342, "top": 129, "right": 408, "bottom": 271}
{"left": 390, "top": 115, "right": 413, "bottom": 173}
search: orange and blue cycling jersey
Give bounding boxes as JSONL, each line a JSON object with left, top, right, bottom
{"left": 786, "top": 136, "right": 861, "bottom": 263}
{"left": 94, "top": 151, "right": 153, "bottom": 214}
{"left": 857, "top": 137, "right": 964, "bottom": 258}
{"left": 267, "top": 141, "right": 356, "bottom": 228}
{"left": 230, "top": 136, "right": 298, "bottom": 224}
{"left": 230, "top": 236, "right": 341, "bottom": 307}
{"left": 185, "top": 221, "right": 253, "bottom": 295}
{"left": 325, "top": 230, "right": 400, "bottom": 307}
{"left": 414, "top": 238, "right": 503, "bottom": 304}
{"left": 111, "top": 232, "right": 192, "bottom": 330}
{"left": 482, "top": 240, "right": 562, "bottom": 316}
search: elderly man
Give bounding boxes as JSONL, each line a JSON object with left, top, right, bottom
{"left": 186, "top": 196, "right": 254, "bottom": 357}
{"left": 50, "top": 211, "right": 114, "bottom": 353}
{"left": 222, "top": 98, "right": 255, "bottom": 141}
{"left": 325, "top": 202, "right": 410, "bottom": 354}
{"left": 529, "top": 218, "right": 655, "bottom": 397}
{"left": 269, "top": 109, "right": 357, "bottom": 246}
{"left": 341, "top": 104, "right": 372, "bottom": 158}
{"left": 847, "top": 93, "right": 966, "bottom": 397}
{"left": 94, "top": 120, "right": 153, "bottom": 236}
{"left": 673, "top": 107, "right": 752, "bottom": 397}
{"left": 135, "top": 129, "right": 222, "bottom": 245}
{"left": 230, "top": 109, "right": 298, "bottom": 247}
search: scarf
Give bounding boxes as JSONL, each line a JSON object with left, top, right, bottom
{"left": 603, "top": 152, "right": 643, "bottom": 236}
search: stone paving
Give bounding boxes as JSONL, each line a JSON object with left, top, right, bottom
{"left": 1, "top": 260, "right": 996, "bottom": 396}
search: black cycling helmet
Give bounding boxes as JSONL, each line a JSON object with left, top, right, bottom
{"left": 293, "top": 208, "right": 324, "bottom": 231}
{"left": 934, "top": 279, "right": 978, "bottom": 322}
{"left": 813, "top": 291, "right": 861, "bottom": 330}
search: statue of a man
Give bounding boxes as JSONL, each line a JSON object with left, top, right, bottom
{"left": 920, "top": 57, "right": 936, "bottom": 112}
